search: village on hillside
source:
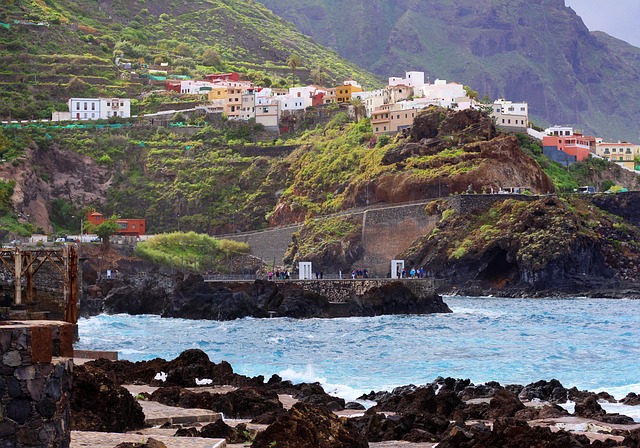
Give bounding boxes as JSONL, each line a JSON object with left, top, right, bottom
{"left": 46, "top": 67, "right": 640, "bottom": 174}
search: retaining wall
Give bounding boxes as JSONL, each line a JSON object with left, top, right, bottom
{"left": 289, "top": 279, "right": 435, "bottom": 303}
{"left": 0, "top": 321, "right": 74, "bottom": 447}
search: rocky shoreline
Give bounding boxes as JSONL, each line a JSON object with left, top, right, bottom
{"left": 82, "top": 272, "right": 451, "bottom": 320}
{"left": 72, "top": 349, "right": 640, "bottom": 447}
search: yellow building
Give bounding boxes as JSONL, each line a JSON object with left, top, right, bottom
{"left": 335, "top": 79, "right": 363, "bottom": 103}
{"left": 207, "top": 86, "right": 227, "bottom": 101}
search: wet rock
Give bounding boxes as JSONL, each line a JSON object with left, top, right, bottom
{"left": 621, "top": 392, "right": 640, "bottom": 406}
{"left": 293, "top": 382, "right": 345, "bottom": 411}
{"left": 574, "top": 395, "right": 635, "bottom": 425}
{"left": 345, "top": 401, "right": 366, "bottom": 410}
{"left": 70, "top": 364, "right": 145, "bottom": 432}
{"left": 372, "top": 385, "right": 464, "bottom": 420}
{"left": 518, "top": 379, "right": 567, "bottom": 403}
{"left": 251, "top": 402, "right": 367, "bottom": 448}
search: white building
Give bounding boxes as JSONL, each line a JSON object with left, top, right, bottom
{"left": 420, "top": 79, "right": 466, "bottom": 102}
{"left": 491, "top": 99, "right": 529, "bottom": 133}
{"left": 179, "top": 80, "right": 216, "bottom": 94}
{"left": 67, "top": 98, "right": 131, "bottom": 121}
{"left": 352, "top": 89, "right": 385, "bottom": 117}
{"left": 389, "top": 71, "right": 426, "bottom": 96}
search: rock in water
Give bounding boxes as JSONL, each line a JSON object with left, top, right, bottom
{"left": 251, "top": 402, "right": 367, "bottom": 448}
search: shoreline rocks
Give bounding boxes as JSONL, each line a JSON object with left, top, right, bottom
{"left": 87, "top": 274, "right": 452, "bottom": 320}
{"left": 74, "top": 350, "right": 640, "bottom": 447}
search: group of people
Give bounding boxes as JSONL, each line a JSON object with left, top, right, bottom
{"left": 349, "top": 268, "right": 369, "bottom": 279}
{"left": 397, "top": 267, "right": 427, "bottom": 278}
{"left": 267, "top": 270, "right": 290, "bottom": 280}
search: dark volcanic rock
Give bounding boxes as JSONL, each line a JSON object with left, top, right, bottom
{"left": 198, "top": 420, "right": 252, "bottom": 443}
{"left": 115, "top": 439, "right": 167, "bottom": 448}
{"left": 251, "top": 402, "right": 368, "bottom": 448}
{"left": 371, "top": 385, "right": 464, "bottom": 420}
{"left": 86, "top": 349, "right": 259, "bottom": 387}
{"left": 150, "top": 385, "right": 283, "bottom": 419}
{"left": 514, "top": 404, "right": 570, "bottom": 420}
{"left": 293, "top": 382, "right": 346, "bottom": 411}
{"left": 574, "top": 395, "right": 635, "bottom": 425}
{"left": 437, "top": 417, "right": 593, "bottom": 448}
{"left": 518, "top": 379, "right": 568, "bottom": 403}
{"left": 621, "top": 392, "right": 640, "bottom": 406}
{"left": 70, "top": 364, "right": 145, "bottom": 432}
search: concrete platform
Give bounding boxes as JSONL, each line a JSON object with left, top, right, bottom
{"left": 71, "top": 431, "right": 226, "bottom": 448}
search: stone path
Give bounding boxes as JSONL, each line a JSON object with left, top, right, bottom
{"left": 71, "top": 431, "right": 226, "bottom": 448}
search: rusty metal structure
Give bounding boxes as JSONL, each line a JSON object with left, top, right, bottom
{"left": 0, "top": 245, "right": 78, "bottom": 324}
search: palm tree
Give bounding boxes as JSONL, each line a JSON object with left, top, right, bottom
{"left": 311, "top": 64, "right": 325, "bottom": 86}
{"left": 350, "top": 97, "right": 366, "bottom": 122}
{"left": 287, "top": 54, "right": 301, "bottom": 87}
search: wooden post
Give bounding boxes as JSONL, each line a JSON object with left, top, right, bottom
{"left": 65, "top": 245, "right": 78, "bottom": 324}
{"left": 14, "top": 248, "right": 22, "bottom": 305}
{"left": 25, "top": 252, "right": 33, "bottom": 303}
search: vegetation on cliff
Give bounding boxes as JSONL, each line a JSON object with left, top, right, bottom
{"left": 135, "top": 231, "right": 249, "bottom": 272}
{"left": 401, "top": 195, "right": 640, "bottom": 292}
{"left": 0, "top": 0, "right": 381, "bottom": 119}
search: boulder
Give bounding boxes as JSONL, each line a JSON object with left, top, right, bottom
{"left": 518, "top": 379, "right": 567, "bottom": 403}
{"left": 621, "top": 392, "right": 640, "bottom": 406}
{"left": 70, "top": 364, "right": 145, "bottom": 432}
{"left": 514, "top": 404, "right": 569, "bottom": 420}
{"left": 574, "top": 395, "right": 635, "bottom": 425}
{"left": 199, "top": 420, "right": 253, "bottom": 443}
{"left": 150, "top": 385, "right": 283, "bottom": 419}
{"left": 251, "top": 402, "right": 367, "bottom": 448}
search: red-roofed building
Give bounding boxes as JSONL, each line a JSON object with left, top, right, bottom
{"left": 205, "top": 72, "right": 240, "bottom": 83}
{"left": 87, "top": 212, "right": 146, "bottom": 237}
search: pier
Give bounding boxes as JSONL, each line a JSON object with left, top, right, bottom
{"left": 0, "top": 245, "right": 79, "bottom": 323}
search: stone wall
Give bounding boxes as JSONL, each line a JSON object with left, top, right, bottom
{"left": 0, "top": 321, "right": 74, "bottom": 447}
{"left": 449, "top": 193, "right": 538, "bottom": 214}
{"left": 225, "top": 225, "right": 303, "bottom": 266}
{"left": 291, "top": 279, "right": 435, "bottom": 303}
{"left": 361, "top": 202, "right": 436, "bottom": 276}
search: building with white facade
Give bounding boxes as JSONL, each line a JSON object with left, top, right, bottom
{"left": 596, "top": 141, "right": 640, "bottom": 170}
{"left": 389, "top": 71, "right": 426, "bottom": 96}
{"left": 179, "top": 80, "right": 216, "bottom": 94}
{"left": 491, "top": 99, "right": 529, "bottom": 132}
{"left": 420, "top": 79, "right": 465, "bottom": 102}
{"left": 67, "top": 98, "right": 131, "bottom": 121}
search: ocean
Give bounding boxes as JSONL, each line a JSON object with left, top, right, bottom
{"left": 76, "top": 296, "right": 640, "bottom": 419}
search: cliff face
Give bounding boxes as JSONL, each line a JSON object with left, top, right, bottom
{"left": 401, "top": 194, "right": 640, "bottom": 297}
{"left": 257, "top": 0, "right": 640, "bottom": 141}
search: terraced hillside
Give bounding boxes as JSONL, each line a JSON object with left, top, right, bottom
{"left": 0, "top": 0, "right": 381, "bottom": 119}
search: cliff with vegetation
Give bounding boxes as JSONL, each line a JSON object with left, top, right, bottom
{"left": 399, "top": 194, "right": 640, "bottom": 297}
{"left": 257, "top": 0, "right": 640, "bottom": 141}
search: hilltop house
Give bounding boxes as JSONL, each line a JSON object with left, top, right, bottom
{"left": 596, "top": 141, "right": 640, "bottom": 170}
{"left": 542, "top": 126, "right": 594, "bottom": 165}
{"left": 55, "top": 98, "right": 131, "bottom": 121}
{"left": 491, "top": 99, "right": 529, "bottom": 133}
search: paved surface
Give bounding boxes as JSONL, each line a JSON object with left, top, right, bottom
{"left": 71, "top": 431, "right": 226, "bottom": 448}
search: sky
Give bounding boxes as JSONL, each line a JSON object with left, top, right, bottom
{"left": 565, "top": 0, "right": 640, "bottom": 47}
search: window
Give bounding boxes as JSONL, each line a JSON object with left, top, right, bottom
{"left": 383, "top": 126, "right": 387, "bottom": 131}
{"left": 132, "top": 224, "right": 136, "bottom": 229}
{"left": 375, "top": 127, "right": 379, "bottom": 132}
{"left": 106, "top": 102, "right": 110, "bottom": 106}
{"left": 508, "top": 119, "right": 511, "bottom": 124}
{"left": 118, "top": 222, "right": 128, "bottom": 229}
{"left": 502, "top": 119, "right": 505, "bottom": 123}
{"left": 91, "top": 103, "right": 95, "bottom": 111}
{"left": 612, "top": 148, "right": 617, "bottom": 152}
{"left": 520, "top": 107, "right": 526, "bottom": 111}
{"left": 84, "top": 102, "right": 87, "bottom": 110}
{"left": 76, "top": 103, "right": 80, "bottom": 110}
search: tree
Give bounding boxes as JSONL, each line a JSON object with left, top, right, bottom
{"left": 350, "top": 98, "right": 366, "bottom": 122}
{"left": 86, "top": 216, "right": 120, "bottom": 245}
{"left": 464, "top": 85, "right": 479, "bottom": 101}
{"left": 175, "top": 42, "right": 193, "bottom": 57}
{"left": 201, "top": 48, "right": 221, "bottom": 66}
{"left": 287, "top": 54, "right": 301, "bottom": 87}
{"left": 311, "top": 65, "right": 325, "bottom": 86}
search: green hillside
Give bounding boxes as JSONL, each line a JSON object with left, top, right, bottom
{"left": 256, "top": 0, "right": 640, "bottom": 142}
{"left": 0, "top": 0, "right": 381, "bottom": 119}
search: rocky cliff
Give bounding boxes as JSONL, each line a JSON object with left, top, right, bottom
{"left": 401, "top": 193, "right": 640, "bottom": 297}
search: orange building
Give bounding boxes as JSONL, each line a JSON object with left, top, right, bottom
{"left": 542, "top": 126, "right": 593, "bottom": 162}
{"left": 87, "top": 212, "right": 146, "bottom": 237}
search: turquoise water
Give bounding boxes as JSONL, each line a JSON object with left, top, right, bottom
{"left": 76, "top": 297, "right": 640, "bottom": 405}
